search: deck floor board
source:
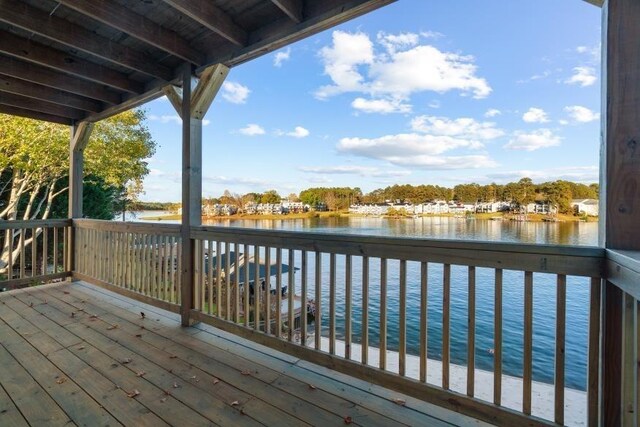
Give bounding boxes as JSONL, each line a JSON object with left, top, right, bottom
{"left": 0, "top": 282, "right": 487, "bottom": 427}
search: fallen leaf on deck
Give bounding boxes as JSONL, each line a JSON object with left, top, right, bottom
{"left": 77, "top": 345, "right": 85, "bottom": 350}
{"left": 29, "top": 302, "right": 33, "bottom": 307}
{"left": 241, "top": 370, "right": 250, "bottom": 375}
{"left": 71, "top": 312, "right": 75, "bottom": 318}
{"left": 160, "top": 397, "right": 167, "bottom": 403}
{"left": 190, "top": 375, "right": 197, "bottom": 380}
{"left": 56, "top": 377, "right": 67, "bottom": 384}
{"left": 135, "top": 334, "right": 142, "bottom": 338}
{"left": 230, "top": 401, "right": 239, "bottom": 406}
{"left": 136, "top": 371, "right": 146, "bottom": 377}
{"left": 344, "top": 416, "right": 353, "bottom": 424}
{"left": 213, "top": 378, "right": 220, "bottom": 384}
{"left": 169, "top": 355, "right": 177, "bottom": 359}
{"left": 106, "top": 324, "right": 118, "bottom": 330}
{"left": 163, "top": 390, "right": 170, "bottom": 396}
{"left": 126, "top": 389, "right": 140, "bottom": 398}
{"left": 392, "top": 398, "right": 406, "bottom": 406}
{"left": 63, "top": 291, "right": 70, "bottom": 294}
{"left": 43, "top": 300, "right": 48, "bottom": 304}
{"left": 308, "top": 384, "right": 316, "bottom": 390}
{"left": 140, "top": 312, "right": 145, "bottom": 319}
{"left": 173, "top": 383, "right": 179, "bottom": 388}
{"left": 121, "top": 358, "right": 132, "bottom": 364}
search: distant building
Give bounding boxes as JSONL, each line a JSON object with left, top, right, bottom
{"left": 572, "top": 199, "right": 599, "bottom": 216}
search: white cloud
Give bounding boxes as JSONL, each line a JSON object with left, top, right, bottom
{"left": 522, "top": 107, "right": 550, "bottom": 123}
{"left": 203, "top": 175, "right": 266, "bottom": 187}
{"left": 351, "top": 97, "right": 411, "bottom": 114}
{"left": 239, "top": 123, "right": 266, "bottom": 136}
{"left": 420, "top": 30, "right": 444, "bottom": 39}
{"left": 377, "top": 31, "right": 420, "bottom": 54}
{"left": 315, "top": 30, "right": 491, "bottom": 108}
{"left": 484, "top": 108, "right": 501, "bottom": 118}
{"left": 299, "top": 165, "right": 410, "bottom": 178}
{"left": 148, "top": 114, "right": 181, "bottom": 125}
{"left": 273, "top": 47, "right": 291, "bottom": 67}
{"left": 286, "top": 126, "right": 310, "bottom": 138}
{"left": 504, "top": 129, "right": 561, "bottom": 151}
{"left": 576, "top": 45, "right": 600, "bottom": 61}
{"left": 485, "top": 166, "right": 598, "bottom": 183}
{"left": 565, "top": 66, "right": 597, "bottom": 87}
{"left": 410, "top": 116, "right": 504, "bottom": 140}
{"left": 221, "top": 81, "right": 250, "bottom": 104}
{"left": 517, "top": 70, "right": 552, "bottom": 84}
{"left": 428, "top": 100, "right": 441, "bottom": 109}
{"left": 564, "top": 105, "right": 600, "bottom": 123}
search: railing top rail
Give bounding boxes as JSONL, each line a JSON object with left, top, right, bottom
{"left": 191, "top": 225, "right": 604, "bottom": 277}
{"left": 0, "top": 219, "right": 71, "bottom": 229}
{"left": 73, "top": 219, "right": 181, "bottom": 236}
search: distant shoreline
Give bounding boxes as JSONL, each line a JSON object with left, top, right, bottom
{"left": 139, "top": 211, "right": 598, "bottom": 223}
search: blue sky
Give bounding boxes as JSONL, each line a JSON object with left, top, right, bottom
{"left": 140, "top": 0, "right": 602, "bottom": 202}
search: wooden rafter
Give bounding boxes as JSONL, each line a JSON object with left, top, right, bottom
{"left": 162, "top": 86, "right": 184, "bottom": 118}
{"left": 57, "top": 0, "right": 205, "bottom": 66}
{"left": 0, "top": 0, "right": 173, "bottom": 81}
{"left": 271, "top": 0, "right": 304, "bottom": 23}
{"left": 191, "top": 64, "right": 229, "bottom": 119}
{"left": 0, "top": 104, "right": 73, "bottom": 125}
{"left": 0, "top": 56, "right": 121, "bottom": 105}
{"left": 162, "top": 0, "right": 248, "bottom": 47}
{"left": 0, "top": 30, "right": 142, "bottom": 94}
{"left": 0, "top": 91, "right": 85, "bottom": 120}
{"left": 71, "top": 121, "right": 95, "bottom": 152}
{"left": 0, "top": 75, "right": 103, "bottom": 113}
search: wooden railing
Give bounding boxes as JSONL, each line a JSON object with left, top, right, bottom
{"left": 73, "top": 219, "right": 182, "bottom": 313}
{"left": 0, "top": 219, "right": 72, "bottom": 290}
{"left": 189, "top": 225, "right": 606, "bottom": 427}
{"left": 8, "top": 218, "right": 631, "bottom": 427}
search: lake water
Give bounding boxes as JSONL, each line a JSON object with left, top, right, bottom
{"left": 131, "top": 213, "right": 599, "bottom": 390}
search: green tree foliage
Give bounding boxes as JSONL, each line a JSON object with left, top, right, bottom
{"left": 298, "top": 187, "right": 362, "bottom": 210}
{"left": 260, "top": 190, "right": 281, "bottom": 204}
{"left": 0, "top": 110, "right": 155, "bottom": 273}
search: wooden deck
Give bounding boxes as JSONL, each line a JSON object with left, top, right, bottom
{"left": 0, "top": 282, "right": 487, "bottom": 427}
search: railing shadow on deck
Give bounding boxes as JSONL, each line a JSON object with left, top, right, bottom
{"left": 1, "top": 218, "right": 638, "bottom": 427}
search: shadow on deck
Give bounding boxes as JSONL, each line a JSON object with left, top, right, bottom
{"left": 0, "top": 281, "right": 488, "bottom": 427}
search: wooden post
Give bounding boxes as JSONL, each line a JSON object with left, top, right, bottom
{"left": 601, "top": 0, "right": 640, "bottom": 424}
{"left": 173, "top": 63, "right": 229, "bottom": 326}
{"left": 68, "top": 121, "right": 93, "bottom": 273}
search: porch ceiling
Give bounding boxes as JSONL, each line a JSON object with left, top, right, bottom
{"left": 0, "top": 0, "right": 395, "bottom": 125}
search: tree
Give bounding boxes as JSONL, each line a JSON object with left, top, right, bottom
{"left": 260, "top": 190, "right": 281, "bottom": 204}
{"left": 0, "top": 110, "right": 155, "bottom": 274}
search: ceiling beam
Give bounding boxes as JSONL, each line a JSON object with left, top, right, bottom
{"left": 204, "top": 0, "right": 395, "bottom": 69}
{"left": 0, "top": 0, "right": 173, "bottom": 81}
{"left": 0, "top": 75, "right": 103, "bottom": 113}
{"left": 0, "top": 91, "right": 86, "bottom": 120}
{"left": 0, "top": 56, "right": 121, "bottom": 105}
{"left": 0, "top": 30, "right": 143, "bottom": 94}
{"left": 162, "top": 0, "right": 247, "bottom": 47}
{"left": 271, "top": 0, "right": 304, "bottom": 23}
{"left": 0, "top": 104, "right": 73, "bottom": 125}
{"left": 57, "top": 0, "right": 205, "bottom": 66}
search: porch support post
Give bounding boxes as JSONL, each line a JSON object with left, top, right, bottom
{"left": 600, "top": 0, "right": 640, "bottom": 425}
{"left": 68, "top": 121, "right": 93, "bottom": 272}
{"left": 175, "top": 63, "right": 229, "bottom": 326}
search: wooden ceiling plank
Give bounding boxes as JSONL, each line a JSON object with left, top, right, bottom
{"left": 0, "top": 104, "right": 73, "bottom": 125}
{"left": 0, "top": 57, "right": 121, "bottom": 105}
{"left": 0, "top": 91, "right": 86, "bottom": 120}
{"left": 271, "top": 0, "right": 304, "bottom": 23}
{"left": 0, "top": 0, "right": 173, "bottom": 81}
{"left": 0, "top": 75, "right": 103, "bottom": 113}
{"left": 0, "top": 29, "right": 143, "bottom": 94}
{"left": 57, "top": 0, "right": 205, "bottom": 66}
{"left": 162, "top": 0, "right": 248, "bottom": 47}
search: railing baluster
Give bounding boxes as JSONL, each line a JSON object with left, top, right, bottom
{"left": 7, "top": 229, "right": 12, "bottom": 280}
{"left": 215, "top": 241, "right": 222, "bottom": 317}
{"left": 53, "top": 226, "right": 58, "bottom": 274}
{"left": 265, "top": 247, "right": 271, "bottom": 335}
{"left": 467, "top": 265, "right": 476, "bottom": 397}
{"left": 622, "top": 292, "right": 637, "bottom": 426}
{"left": 207, "top": 240, "right": 213, "bottom": 315}
{"left": 275, "top": 248, "right": 282, "bottom": 337}
{"left": 443, "top": 263, "right": 451, "bottom": 389}
{"left": 253, "top": 245, "right": 260, "bottom": 330}
{"left": 63, "top": 226, "right": 69, "bottom": 273}
{"left": 244, "top": 244, "right": 250, "bottom": 327}
{"left": 42, "top": 227, "right": 48, "bottom": 276}
{"left": 226, "top": 242, "right": 232, "bottom": 321}
{"left": 420, "top": 261, "right": 428, "bottom": 382}
{"left": 399, "top": 259, "right": 407, "bottom": 376}
{"left": 315, "top": 251, "right": 322, "bottom": 350}
{"left": 345, "top": 254, "right": 352, "bottom": 360}
{"left": 380, "top": 258, "right": 387, "bottom": 370}
{"left": 329, "top": 253, "right": 336, "bottom": 355}
{"left": 523, "top": 271, "right": 533, "bottom": 415}
{"left": 555, "top": 274, "right": 567, "bottom": 425}
{"left": 287, "top": 249, "right": 294, "bottom": 341}
{"left": 19, "top": 228, "right": 25, "bottom": 279}
{"left": 362, "top": 255, "right": 369, "bottom": 365}
{"left": 494, "top": 268, "right": 503, "bottom": 405}
{"left": 234, "top": 242, "right": 240, "bottom": 324}
{"left": 31, "top": 228, "right": 36, "bottom": 278}
{"left": 176, "top": 236, "right": 182, "bottom": 304}
{"left": 301, "top": 251, "right": 308, "bottom": 346}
